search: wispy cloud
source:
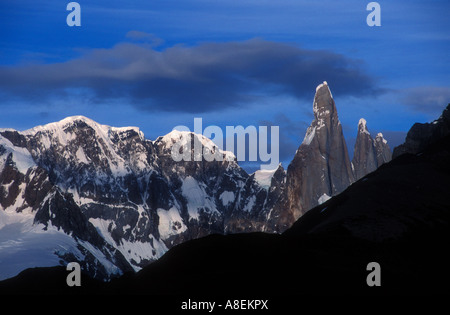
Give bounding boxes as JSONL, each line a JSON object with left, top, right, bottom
{"left": 125, "top": 31, "right": 165, "bottom": 47}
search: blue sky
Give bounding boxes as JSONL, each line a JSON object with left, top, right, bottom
{"left": 0, "top": 0, "right": 449, "bottom": 172}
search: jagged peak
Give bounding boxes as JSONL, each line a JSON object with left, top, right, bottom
{"left": 375, "top": 132, "right": 388, "bottom": 144}
{"left": 315, "top": 81, "right": 328, "bottom": 92}
{"left": 156, "top": 130, "right": 236, "bottom": 161}
{"left": 357, "top": 118, "right": 370, "bottom": 135}
{"left": 313, "top": 81, "right": 335, "bottom": 118}
{"left": 315, "top": 81, "right": 333, "bottom": 98}
{"left": 304, "top": 82, "right": 341, "bottom": 146}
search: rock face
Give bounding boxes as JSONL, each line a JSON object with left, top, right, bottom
{"left": 0, "top": 133, "right": 134, "bottom": 280}
{"left": 284, "top": 82, "right": 354, "bottom": 219}
{"left": 374, "top": 133, "right": 392, "bottom": 167}
{"left": 352, "top": 119, "right": 377, "bottom": 180}
{"left": 3, "top": 105, "right": 450, "bottom": 296}
{"left": 225, "top": 164, "right": 286, "bottom": 233}
{"left": 0, "top": 82, "right": 393, "bottom": 281}
{"left": 0, "top": 117, "right": 284, "bottom": 280}
{"left": 352, "top": 119, "right": 391, "bottom": 181}
{"left": 393, "top": 104, "right": 450, "bottom": 158}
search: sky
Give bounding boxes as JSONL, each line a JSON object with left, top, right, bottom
{"left": 0, "top": 0, "right": 449, "bottom": 172}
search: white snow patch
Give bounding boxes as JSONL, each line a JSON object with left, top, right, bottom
{"left": 0, "top": 210, "right": 82, "bottom": 280}
{"left": 358, "top": 118, "right": 370, "bottom": 135}
{"left": 318, "top": 193, "right": 331, "bottom": 205}
{"left": 243, "top": 195, "right": 256, "bottom": 212}
{"left": 111, "top": 237, "right": 166, "bottom": 272}
{"left": 376, "top": 133, "right": 387, "bottom": 144}
{"left": 219, "top": 191, "right": 235, "bottom": 206}
{"left": 157, "top": 207, "right": 187, "bottom": 240}
{"left": 302, "top": 126, "right": 316, "bottom": 146}
{"left": 253, "top": 168, "right": 277, "bottom": 189}
{"left": 88, "top": 216, "right": 168, "bottom": 271}
{"left": 75, "top": 147, "right": 89, "bottom": 164}
{"left": 181, "top": 176, "right": 218, "bottom": 220}
{"left": 315, "top": 81, "right": 333, "bottom": 98}
{"left": 0, "top": 136, "right": 35, "bottom": 174}
{"left": 77, "top": 239, "right": 122, "bottom": 276}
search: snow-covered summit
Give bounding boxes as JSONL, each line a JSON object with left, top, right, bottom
{"left": 315, "top": 81, "right": 328, "bottom": 92}
{"left": 253, "top": 166, "right": 279, "bottom": 189}
{"left": 315, "top": 81, "right": 333, "bottom": 98}
{"left": 0, "top": 114, "right": 287, "bottom": 282}
{"left": 303, "top": 81, "right": 338, "bottom": 146}
{"left": 376, "top": 132, "right": 388, "bottom": 144}
{"left": 358, "top": 118, "right": 370, "bottom": 135}
{"left": 156, "top": 129, "right": 236, "bottom": 161}
{"left": 22, "top": 115, "right": 145, "bottom": 141}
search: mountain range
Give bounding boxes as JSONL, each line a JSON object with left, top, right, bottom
{"left": 1, "top": 103, "right": 448, "bottom": 297}
{"left": 1, "top": 82, "right": 393, "bottom": 282}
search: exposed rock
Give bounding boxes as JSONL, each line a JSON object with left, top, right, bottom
{"left": 393, "top": 103, "right": 450, "bottom": 158}
{"left": 374, "top": 133, "right": 392, "bottom": 167}
{"left": 352, "top": 119, "right": 392, "bottom": 181}
{"left": 285, "top": 81, "right": 354, "bottom": 219}
{"left": 0, "top": 117, "right": 284, "bottom": 279}
{"left": 0, "top": 83, "right": 396, "bottom": 281}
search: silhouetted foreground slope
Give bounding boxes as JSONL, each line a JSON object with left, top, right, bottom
{"left": 1, "top": 135, "right": 449, "bottom": 296}
{"left": 117, "top": 135, "right": 450, "bottom": 296}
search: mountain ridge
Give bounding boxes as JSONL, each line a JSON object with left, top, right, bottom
{"left": 0, "top": 82, "right": 393, "bottom": 281}
{"left": 1, "top": 129, "right": 447, "bottom": 295}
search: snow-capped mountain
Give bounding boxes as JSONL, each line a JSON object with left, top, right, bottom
{"left": 0, "top": 82, "right": 393, "bottom": 282}
{"left": 0, "top": 116, "right": 283, "bottom": 280}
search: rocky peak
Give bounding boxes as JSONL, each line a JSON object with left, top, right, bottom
{"left": 313, "top": 81, "right": 335, "bottom": 118}
{"left": 393, "top": 104, "right": 450, "bottom": 158}
{"left": 0, "top": 84, "right": 402, "bottom": 282}
{"left": 374, "top": 133, "right": 392, "bottom": 167}
{"left": 352, "top": 120, "right": 392, "bottom": 181}
{"left": 285, "top": 81, "right": 354, "bottom": 219}
{"left": 154, "top": 130, "right": 236, "bottom": 164}
{"left": 357, "top": 118, "right": 370, "bottom": 135}
{"left": 303, "top": 81, "right": 338, "bottom": 146}
{"left": 352, "top": 118, "right": 377, "bottom": 180}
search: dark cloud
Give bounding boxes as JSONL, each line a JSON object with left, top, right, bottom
{"left": 401, "top": 86, "right": 450, "bottom": 117}
{"left": 0, "top": 38, "right": 379, "bottom": 113}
